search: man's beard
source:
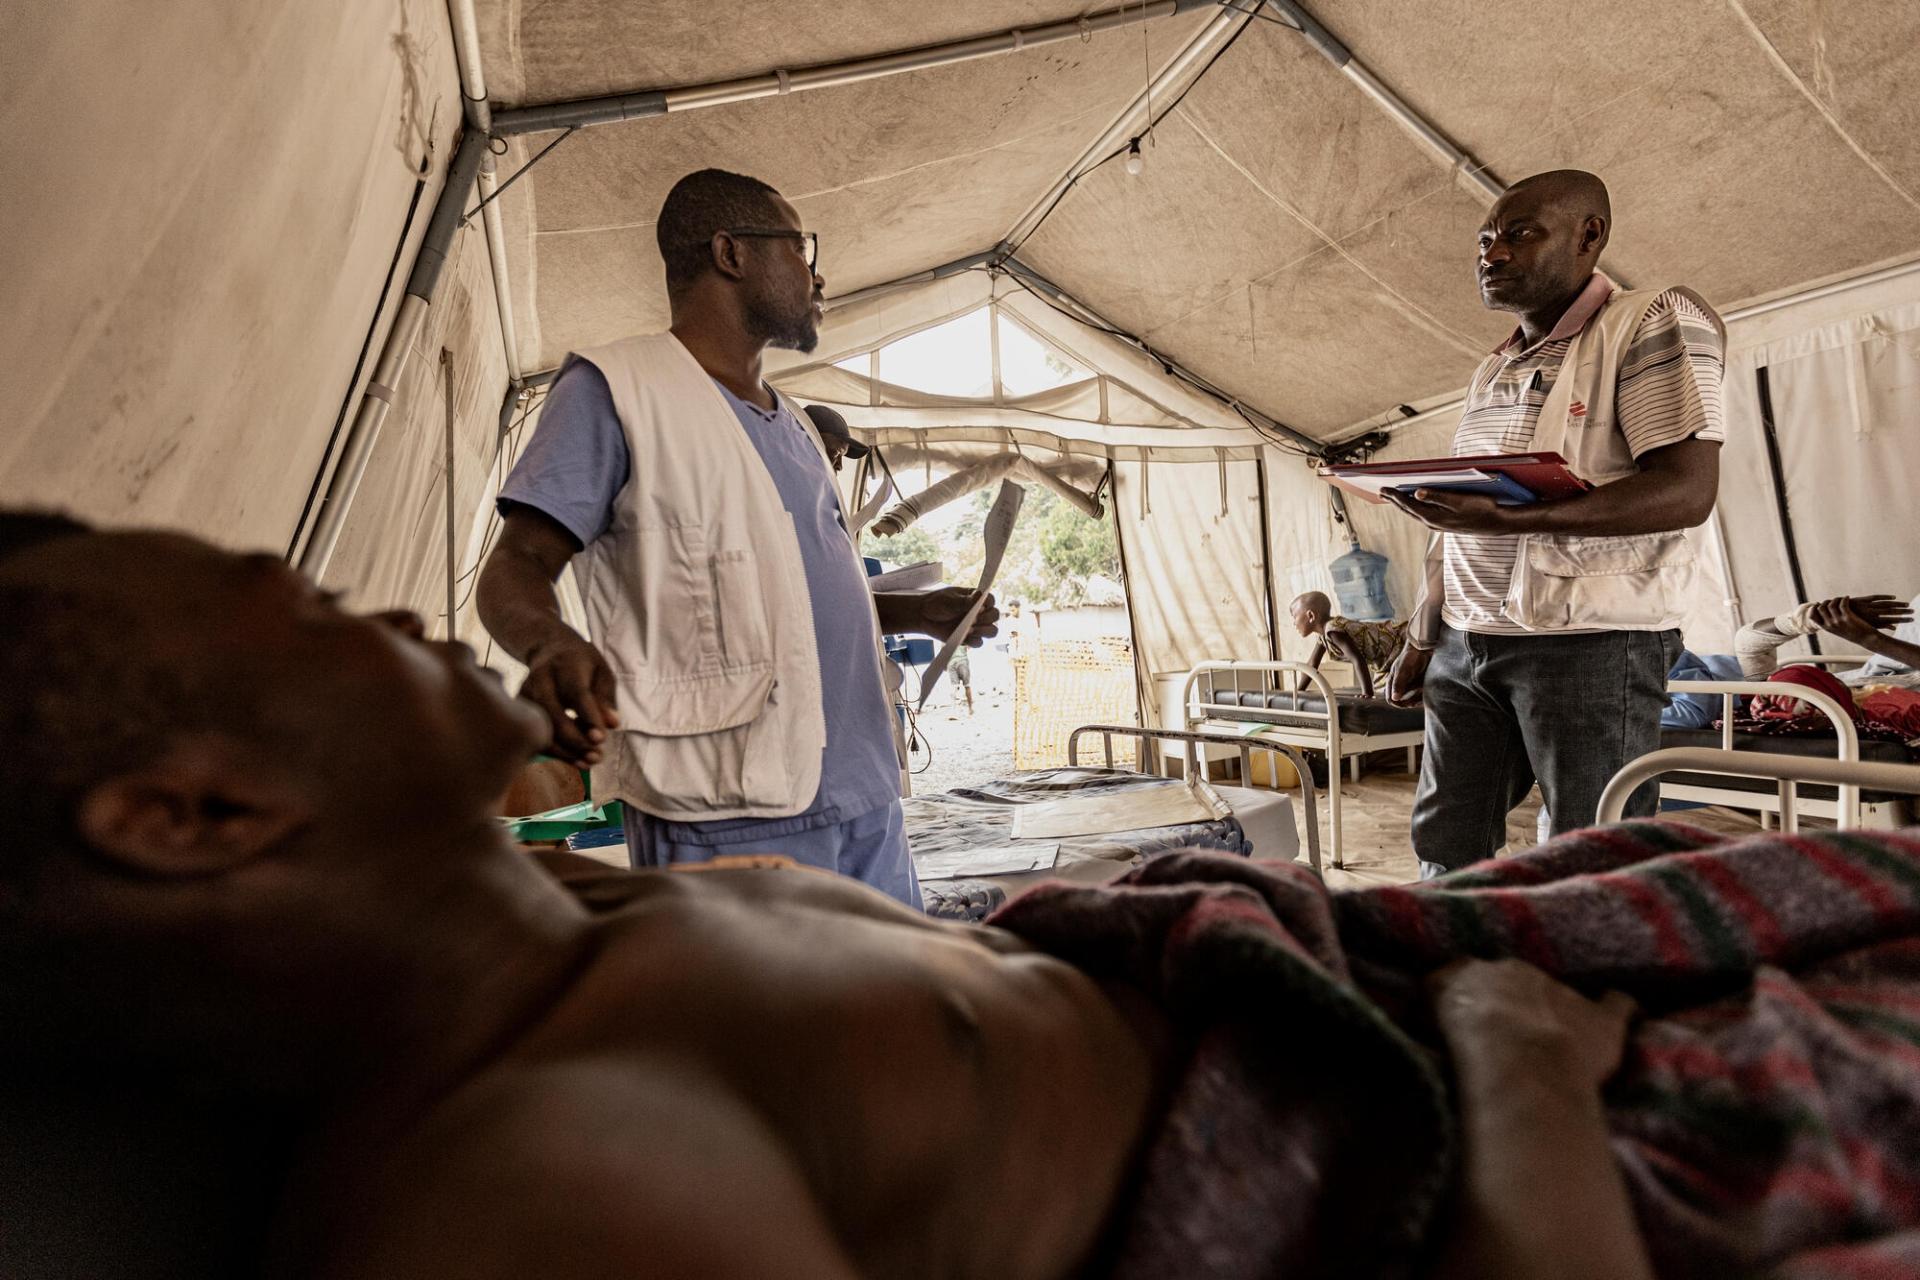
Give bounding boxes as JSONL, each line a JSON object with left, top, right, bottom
{"left": 747, "top": 288, "right": 819, "bottom": 354}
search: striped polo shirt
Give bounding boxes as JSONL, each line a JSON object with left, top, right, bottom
{"left": 1442, "top": 273, "right": 1726, "bottom": 636}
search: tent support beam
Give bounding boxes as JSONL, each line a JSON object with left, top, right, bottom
{"left": 447, "top": 0, "right": 523, "bottom": 388}
{"left": 823, "top": 248, "right": 1003, "bottom": 312}
{"left": 491, "top": 0, "right": 1218, "bottom": 137}
{"left": 299, "top": 127, "right": 490, "bottom": 583}
{"left": 1259, "top": 0, "right": 1503, "bottom": 201}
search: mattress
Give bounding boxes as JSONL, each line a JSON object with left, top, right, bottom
{"left": 1658, "top": 727, "right": 1920, "bottom": 804}
{"left": 1202, "top": 690, "right": 1425, "bottom": 736}
{"left": 910, "top": 768, "right": 1253, "bottom": 921}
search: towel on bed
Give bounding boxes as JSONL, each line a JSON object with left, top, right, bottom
{"left": 990, "top": 823, "right": 1920, "bottom": 1280}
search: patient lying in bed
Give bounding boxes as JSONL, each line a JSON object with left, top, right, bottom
{"left": 5, "top": 511, "right": 1919, "bottom": 1280}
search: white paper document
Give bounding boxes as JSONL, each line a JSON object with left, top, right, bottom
{"left": 917, "top": 480, "right": 1024, "bottom": 709}
{"left": 1009, "top": 786, "right": 1218, "bottom": 839}
{"left": 914, "top": 841, "right": 1061, "bottom": 882}
{"left": 867, "top": 560, "right": 945, "bottom": 592}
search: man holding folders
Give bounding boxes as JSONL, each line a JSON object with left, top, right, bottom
{"left": 1383, "top": 170, "right": 1724, "bottom": 876}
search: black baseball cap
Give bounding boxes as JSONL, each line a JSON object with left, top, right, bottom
{"left": 802, "top": 403, "right": 869, "bottom": 458}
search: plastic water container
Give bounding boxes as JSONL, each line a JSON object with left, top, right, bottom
{"left": 1328, "top": 546, "right": 1393, "bottom": 621}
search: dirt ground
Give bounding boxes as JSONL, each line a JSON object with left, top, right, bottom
{"left": 903, "top": 647, "right": 1017, "bottom": 796}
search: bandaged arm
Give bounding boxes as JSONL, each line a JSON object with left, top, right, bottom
{"left": 1734, "top": 601, "right": 1818, "bottom": 678}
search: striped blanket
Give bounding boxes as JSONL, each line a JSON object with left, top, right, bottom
{"left": 990, "top": 822, "right": 1920, "bottom": 1280}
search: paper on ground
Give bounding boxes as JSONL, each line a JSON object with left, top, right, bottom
{"left": 918, "top": 480, "right": 1024, "bottom": 709}
{"left": 914, "top": 841, "right": 1061, "bottom": 881}
{"left": 1010, "top": 785, "right": 1218, "bottom": 839}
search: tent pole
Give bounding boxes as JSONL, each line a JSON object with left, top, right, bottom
{"left": 446, "top": 0, "right": 524, "bottom": 388}
{"left": 1259, "top": 0, "right": 1503, "bottom": 201}
{"left": 492, "top": 0, "right": 1216, "bottom": 136}
{"left": 823, "top": 249, "right": 1002, "bottom": 313}
{"left": 299, "top": 128, "right": 490, "bottom": 583}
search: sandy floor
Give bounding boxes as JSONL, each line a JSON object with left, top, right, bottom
{"left": 904, "top": 663, "right": 1018, "bottom": 796}
{"left": 1282, "top": 755, "right": 1768, "bottom": 890}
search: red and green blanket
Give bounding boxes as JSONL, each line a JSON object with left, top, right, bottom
{"left": 991, "top": 822, "right": 1920, "bottom": 1279}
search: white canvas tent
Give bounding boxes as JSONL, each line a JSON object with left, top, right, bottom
{"left": 5, "top": 0, "right": 1919, "bottom": 699}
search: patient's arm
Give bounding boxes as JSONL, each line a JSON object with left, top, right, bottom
{"left": 1428, "top": 959, "right": 1652, "bottom": 1280}
{"left": 1298, "top": 638, "right": 1327, "bottom": 692}
{"left": 1323, "top": 628, "right": 1375, "bottom": 699}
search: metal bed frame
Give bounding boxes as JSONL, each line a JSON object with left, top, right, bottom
{"left": 1602, "top": 748, "right": 1920, "bottom": 830}
{"left": 1660, "top": 673, "right": 1914, "bottom": 829}
{"left": 1067, "top": 722, "right": 1324, "bottom": 874}
{"left": 1178, "top": 660, "right": 1423, "bottom": 869}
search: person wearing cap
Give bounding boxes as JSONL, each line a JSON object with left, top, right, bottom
{"left": 477, "top": 168, "right": 997, "bottom": 907}
{"left": 801, "top": 402, "right": 868, "bottom": 473}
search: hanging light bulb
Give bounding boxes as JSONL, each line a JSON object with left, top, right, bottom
{"left": 1124, "top": 138, "right": 1143, "bottom": 177}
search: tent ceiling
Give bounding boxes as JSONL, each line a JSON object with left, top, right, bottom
{"left": 476, "top": 0, "right": 1920, "bottom": 441}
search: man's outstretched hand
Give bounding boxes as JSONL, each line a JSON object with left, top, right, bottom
{"left": 520, "top": 632, "right": 621, "bottom": 768}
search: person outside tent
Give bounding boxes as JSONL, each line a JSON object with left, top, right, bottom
{"left": 1384, "top": 170, "right": 1724, "bottom": 876}
{"left": 946, "top": 645, "right": 974, "bottom": 714}
{"left": 800, "top": 402, "right": 868, "bottom": 474}
{"left": 476, "top": 168, "right": 996, "bottom": 906}
{"left": 1288, "top": 590, "right": 1406, "bottom": 700}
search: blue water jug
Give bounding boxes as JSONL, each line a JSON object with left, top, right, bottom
{"left": 1328, "top": 545, "right": 1393, "bottom": 621}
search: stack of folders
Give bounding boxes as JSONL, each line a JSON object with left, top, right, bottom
{"left": 1318, "top": 452, "right": 1592, "bottom": 508}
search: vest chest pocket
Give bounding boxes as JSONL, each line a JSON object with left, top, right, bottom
{"left": 709, "top": 548, "right": 774, "bottom": 672}
{"left": 1507, "top": 531, "right": 1695, "bottom": 630}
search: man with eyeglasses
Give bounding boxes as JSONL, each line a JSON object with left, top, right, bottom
{"left": 478, "top": 168, "right": 996, "bottom": 906}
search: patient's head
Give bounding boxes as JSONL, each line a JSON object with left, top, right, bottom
{"left": 0, "top": 511, "right": 547, "bottom": 900}
{"left": 1290, "top": 591, "right": 1332, "bottom": 638}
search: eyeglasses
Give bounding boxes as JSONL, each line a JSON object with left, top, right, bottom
{"left": 724, "top": 227, "right": 819, "bottom": 272}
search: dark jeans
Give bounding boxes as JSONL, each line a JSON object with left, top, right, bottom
{"left": 1411, "top": 625, "right": 1682, "bottom": 871}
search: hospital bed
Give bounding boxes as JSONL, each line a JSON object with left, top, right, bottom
{"left": 909, "top": 725, "right": 1318, "bottom": 921}
{"left": 1655, "top": 675, "right": 1919, "bottom": 829}
{"left": 1603, "top": 747, "right": 1920, "bottom": 831}
{"left": 1180, "top": 660, "right": 1425, "bottom": 868}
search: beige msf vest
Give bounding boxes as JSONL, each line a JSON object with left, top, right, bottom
{"left": 1410, "top": 284, "right": 1725, "bottom": 645}
{"left": 571, "top": 332, "right": 840, "bottom": 822}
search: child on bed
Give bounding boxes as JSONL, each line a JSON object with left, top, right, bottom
{"left": 1289, "top": 590, "right": 1408, "bottom": 700}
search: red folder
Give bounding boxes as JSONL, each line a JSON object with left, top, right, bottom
{"left": 1317, "top": 452, "right": 1592, "bottom": 505}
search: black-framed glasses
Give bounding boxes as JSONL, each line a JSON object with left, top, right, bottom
{"left": 724, "top": 227, "right": 819, "bottom": 271}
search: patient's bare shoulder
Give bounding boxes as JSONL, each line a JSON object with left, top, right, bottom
{"left": 309, "top": 1058, "right": 858, "bottom": 1280}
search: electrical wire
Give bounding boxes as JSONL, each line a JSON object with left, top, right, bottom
{"left": 1216, "top": 0, "right": 1299, "bottom": 28}
{"left": 1006, "top": 11, "right": 1256, "bottom": 259}
{"left": 440, "top": 384, "right": 544, "bottom": 624}
{"left": 900, "top": 695, "right": 935, "bottom": 775}
{"left": 462, "top": 128, "right": 578, "bottom": 225}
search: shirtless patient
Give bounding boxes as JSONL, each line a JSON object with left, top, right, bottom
{"left": 0, "top": 512, "right": 1653, "bottom": 1280}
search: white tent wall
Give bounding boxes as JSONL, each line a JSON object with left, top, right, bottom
{"left": 0, "top": 0, "right": 476, "bottom": 568}
{"left": 1110, "top": 456, "right": 1270, "bottom": 699}
{"left": 1717, "top": 267, "right": 1920, "bottom": 663}
{"left": 322, "top": 219, "right": 510, "bottom": 627}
